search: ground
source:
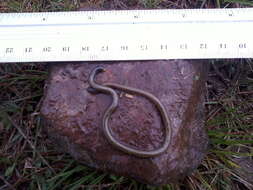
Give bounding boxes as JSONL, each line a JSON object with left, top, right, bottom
{"left": 0, "top": 0, "right": 253, "bottom": 190}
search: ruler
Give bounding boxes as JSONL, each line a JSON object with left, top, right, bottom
{"left": 0, "top": 8, "right": 253, "bottom": 63}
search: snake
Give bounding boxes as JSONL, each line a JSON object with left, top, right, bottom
{"left": 88, "top": 66, "right": 172, "bottom": 158}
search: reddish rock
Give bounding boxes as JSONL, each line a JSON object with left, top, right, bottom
{"left": 41, "top": 60, "right": 209, "bottom": 185}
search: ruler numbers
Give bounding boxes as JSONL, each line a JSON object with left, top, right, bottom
{"left": 0, "top": 42, "right": 250, "bottom": 61}
{"left": 0, "top": 8, "right": 253, "bottom": 62}
{"left": 1, "top": 42, "right": 248, "bottom": 54}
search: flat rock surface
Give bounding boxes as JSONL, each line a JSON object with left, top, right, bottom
{"left": 41, "top": 60, "right": 209, "bottom": 185}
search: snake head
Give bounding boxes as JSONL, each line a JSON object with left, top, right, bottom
{"left": 89, "top": 66, "right": 106, "bottom": 83}
{"left": 88, "top": 66, "right": 106, "bottom": 92}
{"left": 94, "top": 66, "right": 106, "bottom": 74}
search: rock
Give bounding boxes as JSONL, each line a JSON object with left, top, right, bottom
{"left": 41, "top": 60, "right": 209, "bottom": 185}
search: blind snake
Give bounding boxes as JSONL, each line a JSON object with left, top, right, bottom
{"left": 88, "top": 66, "right": 172, "bottom": 158}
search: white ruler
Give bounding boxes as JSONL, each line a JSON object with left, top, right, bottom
{"left": 0, "top": 8, "right": 253, "bottom": 63}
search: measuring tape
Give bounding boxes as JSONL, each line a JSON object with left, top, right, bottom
{"left": 0, "top": 8, "right": 253, "bottom": 63}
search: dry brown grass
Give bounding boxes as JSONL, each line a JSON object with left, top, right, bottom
{"left": 0, "top": 0, "right": 252, "bottom": 189}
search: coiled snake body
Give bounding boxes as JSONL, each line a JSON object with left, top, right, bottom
{"left": 88, "top": 66, "right": 172, "bottom": 158}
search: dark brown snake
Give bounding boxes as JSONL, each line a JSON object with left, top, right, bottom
{"left": 88, "top": 66, "right": 172, "bottom": 158}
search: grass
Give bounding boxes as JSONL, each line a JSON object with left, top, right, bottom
{"left": 0, "top": 0, "right": 253, "bottom": 189}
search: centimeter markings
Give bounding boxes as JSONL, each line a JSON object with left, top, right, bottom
{"left": 0, "top": 8, "right": 253, "bottom": 63}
